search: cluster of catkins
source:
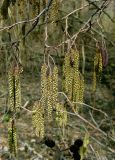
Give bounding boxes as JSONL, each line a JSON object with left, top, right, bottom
{"left": 32, "top": 63, "right": 67, "bottom": 138}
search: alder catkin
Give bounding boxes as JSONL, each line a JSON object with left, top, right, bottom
{"left": 47, "top": 74, "right": 53, "bottom": 121}
{"left": 63, "top": 49, "right": 80, "bottom": 101}
{"left": 8, "top": 119, "right": 17, "bottom": 157}
{"left": 52, "top": 66, "right": 58, "bottom": 108}
{"left": 14, "top": 68, "right": 21, "bottom": 110}
{"left": 8, "top": 69, "right": 14, "bottom": 112}
{"left": 79, "top": 74, "right": 85, "bottom": 103}
{"left": 56, "top": 103, "right": 67, "bottom": 127}
{"left": 49, "top": 0, "right": 59, "bottom": 21}
{"left": 32, "top": 101, "right": 44, "bottom": 138}
{"left": 73, "top": 71, "right": 80, "bottom": 102}
{"left": 63, "top": 53, "right": 73, "bottom": 100}
{"left": 8, "top": 65, "right": 22, "bottom": 112}
{"left": 72, "top": 49, "right": 79, "bottom": 71}
{"left": 41, "top": 63, "right": 47, "bottom": 109}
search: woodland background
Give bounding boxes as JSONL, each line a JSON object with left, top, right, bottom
{"left": 0, "top": 0, "right": 115, "bottom": 160}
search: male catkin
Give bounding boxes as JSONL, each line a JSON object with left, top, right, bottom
{"left": 56, "top": 103, "right": 67, "bottom": 127}
{"left": 52, "top": 66, "right": 58, "bottom": 108}
{"left": 41, "top": 63, "right": 47, "bottom": 109}
{"left": 47, "top": 74, "right": 53, "bottom": 121}
{"left": 32, "top": 101, "right": 44, "bottom": 138}
{"left": 8, "top": 119, "right": 17, "bottom": 157}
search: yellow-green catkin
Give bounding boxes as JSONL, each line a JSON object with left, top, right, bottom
{"left": 79, "top": 74, "right": 85, "bottom": 103}
{"left": 8, "top": 119, "right": 17, "bottom": 157}
{"left": 71, "top": 49, "right": 79, "bottom": 71}
{"left": 18, "top": 0, "right": 25, "bottom": 17}
{"left": 92, "top": 52, "right": 98, "bottom": 92}
{"left": 49, "top": 0, "right": 59, "bottom": 21}
{"left": 63, "top": 53, "right": 73, "bottom": 100}
{"left": 94, "top": 52, "right": 99, "bottom": 67}
{"left": 52, "top": 66, "right": 58, "bottom": 109}
{"left": 72, "top": 49, "right": 80, "bottom": 103}
{"left": 30, "top": 0, "right": 40, "bottom": 17}
{"left": 14, "top": 67, "right": 21, "bottom": 111}
{"left": 73, "top": 71, "right": 80, "bottom": 102}
{"left": 32, "top": 101, "right": 44, "bottom": 138}
{"left": 47, "top": 74, "right": 53, "bottom": 121}
{"left": 8, "top": 69, "right": 14, "bottom": 112}
{"left": 56, "top": 103, "right": 67, "bottom": 127}
{"left": 8, "top": 66, "right": 22, "bottom": 112}
{"left": 41, "top": 63, "right": 47, "bottom": 109}
{"left": 63, "top": 49, "right": 80, "bottom": 101}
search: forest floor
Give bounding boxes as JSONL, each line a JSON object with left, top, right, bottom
{"left": 0, "top": 73, "right": 115, "bottom": 160}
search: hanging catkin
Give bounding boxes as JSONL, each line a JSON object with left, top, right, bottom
{"left": 52, "top": 66, "right": 58, "bottom": 108}
{"left": 8, "top": 69, "right": 14, "bottom": 112}
{"left": 63, "top": 49, "right": 80, "bottom": 101}
{"left": 15, "top": 67, "right": 22, "bottom": 110}
{"left": 32, "top": 101, "right": 44, "bottom": 138}
{"left": 8, "top": 119, "right": 17, "bottom": 157}
{"left": 49, "top": 0, "right": 59, "bottom": 21}
{"left": 92, "top": 52, "right": 98, "bottom": 92}
{"left": 63, "top": 53, "right": 73, "bottom": 99}
{"left": 56, "top": 103, "right": 67, "bottom": 127}
{"left": 41, "top": 63, "right": 47, "bottom": 109}
{"left": 92, "top": 48, "right": 103, "bottom": 92}
{"left": 47, "top": 74, "right": 53, "bottom": 121}
{"left": 79, "top": 74, "right": 85, "bottom": 103}
{"left": 72, "top": 49, "right": 79, "bottom": 71}
{"left": 73, "top": 70, "right": 80, "bottom": 102}
{"left": 8, "top": 65, "right": 22, "bottom": 112}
